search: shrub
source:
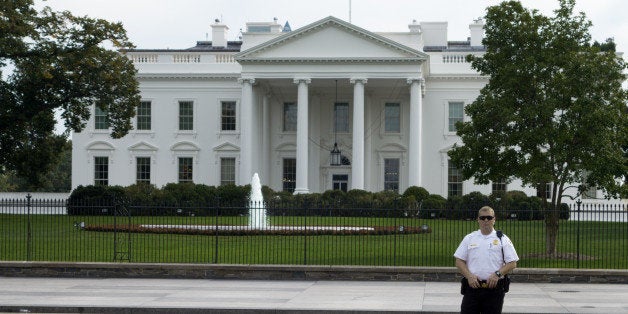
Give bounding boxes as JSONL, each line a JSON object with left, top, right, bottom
{"left": 402, "top": 186, "right": 429, "bottom": 203}
{"left": 67, "top": 185, "right": 126, "bottom": 215}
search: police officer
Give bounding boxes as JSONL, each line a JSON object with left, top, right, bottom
{"left": 454, "top": 206, "right": 519, "bottom": 314}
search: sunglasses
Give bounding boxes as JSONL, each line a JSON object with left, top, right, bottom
{"left": 478, "top": 216, "right": 494, "bottom": 221}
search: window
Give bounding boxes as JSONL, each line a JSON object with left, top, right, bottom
{"left": 283, "top": 102, "right": 297, "bottom": 132}
{"left": 136, "top": 101, "right": 151, "bottom": 130}
{"left": 136, "top": 157, "right": 151, "bottom": 184}
{"left": 94, "top": 106, "right": 109, "bottom": 130}
{"left": 492, "top": 179, "right": 507, "bottom": 194}
{"left": 384, "top": 103, "right": 400, "bottom": 133}
{"left": 94, "top": 156, "right": 109, "bottom": 186}
{"left": 282, "top": 158, "right": 296, "bottom": 193}
{"left": 448, "top": 102, "right": 464, "bottom": 132}
{"left": 536, "top": 183, "right": 552, "bottom": 199}
{"left": 221, "top": 101, "right": 236, "bottom": 131}
{"left": 334, "top": 103, "right": 349, "bottom": 133}
{"left": 384, "top": 158, "right": 400, "bottom": 192}
{"left": 178, "top": 157, "right": 193, "bottom": 183}
{"left": 448, "top": 162, "right": 463, "bottom": 197}
{"left": 220, "top": 157, "right": 236, "bottom": 185}
{"left": 332, "top": 174, "right": 348, "bottom": 192}
{"left": 582, "top": 185, "right": 597, "bottom": 199}
{"left": 178, "top": 101, "right": 194, "bottom": 131}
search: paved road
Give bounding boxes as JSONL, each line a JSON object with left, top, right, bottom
{"left": 1, "top": 277, "right": 627, "bottom": 313}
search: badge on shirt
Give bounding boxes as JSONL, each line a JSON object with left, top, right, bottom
{"left": 492, "top": 239, "right": 499, "bottom": 246}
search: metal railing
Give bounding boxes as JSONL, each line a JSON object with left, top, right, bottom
{"left": 1, "top": 196, "right": 626, "bottom": 269}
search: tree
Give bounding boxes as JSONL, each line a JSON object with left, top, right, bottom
{"left": 0, "top": 139, "right": 71, "bottom": 192}
{"left": 0, "top": 0, "right": 140, "bottom": 187}
{"left": 448, "top": 0, "right": 628, "bottom": 255}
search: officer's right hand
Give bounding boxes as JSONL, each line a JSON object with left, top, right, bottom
{"left": 467, "top": 275, "right": 480, "bottom": 289}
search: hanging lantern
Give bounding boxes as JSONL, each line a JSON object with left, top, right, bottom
{"left": 330, "top": 80, "right": 342, "bottom": 166}
{"left": 330, "top": 143, "right": 341, "bottom": 166}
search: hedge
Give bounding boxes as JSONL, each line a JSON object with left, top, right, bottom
{"left": 67, "top": 183, "right": 568, "bottom": 220}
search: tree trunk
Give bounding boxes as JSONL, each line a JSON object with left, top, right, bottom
{"left": 545, "top": 208, "right": 559, "bottom": 255}
{"left": 540, "top": 182, "right": 559, "bottom": 256}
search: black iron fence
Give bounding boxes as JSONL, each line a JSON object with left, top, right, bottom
{"left": 1, "top": 196, "right": 626, "bottom": 269}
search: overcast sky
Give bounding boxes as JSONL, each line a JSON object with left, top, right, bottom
{"left": 38, "top": 0, "right": 627, "bottom": 54}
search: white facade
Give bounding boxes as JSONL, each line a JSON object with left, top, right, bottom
{"left": 71, "top": 16, "right": 545, "bottom": 198}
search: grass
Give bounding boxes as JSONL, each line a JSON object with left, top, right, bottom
{"left": 1, "top": 214, "right": 626, "bottom": 268}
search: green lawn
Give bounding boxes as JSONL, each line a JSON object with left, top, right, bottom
{"left": 1, "top": 214, "right": 626, "bottom": 268}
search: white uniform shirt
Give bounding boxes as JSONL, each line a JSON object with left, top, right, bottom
{"left": 454, "top": 229, "right": 519, "bottom": 281}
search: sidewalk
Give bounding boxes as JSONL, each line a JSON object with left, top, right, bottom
{"left": 1, "top": 277, "right": 627, "bottom": 313}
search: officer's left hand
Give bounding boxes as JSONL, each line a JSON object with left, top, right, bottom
{"left": 488, "top": 273, "right": 500, "bottom": 289}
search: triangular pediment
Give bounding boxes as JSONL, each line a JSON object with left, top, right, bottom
{"left": 236, "top": 16, "right": 427, "bottom": 63}
{"left": 128, "top": 141, "right": 159, "bottom": 151}
{"left": 213, "top": 142, "right": 240, "bottom": 152}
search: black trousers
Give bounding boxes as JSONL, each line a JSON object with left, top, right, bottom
{"left": 461, "top": 287, "right": 505, "bottom": 314}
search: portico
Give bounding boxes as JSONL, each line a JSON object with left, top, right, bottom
{"left": 235, "top": 17, "right": 427, "bottom": 194}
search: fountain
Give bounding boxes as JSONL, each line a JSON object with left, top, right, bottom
{"left": 248, "top": 173, "right": 268, "bottom": 229}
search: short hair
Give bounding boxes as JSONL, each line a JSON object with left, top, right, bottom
{"left": 478, "top": 206, "right": 495, "bottom": 217}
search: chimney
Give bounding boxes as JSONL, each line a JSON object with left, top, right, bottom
{"left": 408, "top": 19, "right": 421, "bottom": 33}
{"left": 420, "top": 22, "right": 448, "bottom": 47}
{"left": 469, "top": 18, "right": 484, "bottom": 47}
{"left": 270, "top": 17, "right": 282, "bottom": 33}
{"left": 211, "top": 19, "right": 229, "bottom": 48}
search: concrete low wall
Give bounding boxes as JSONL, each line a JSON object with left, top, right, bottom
{"left": 0, "top": 262, "right": 626, "bottom": 284}
{"left": 0, "top": 192, "right": 70, "bottom": 199}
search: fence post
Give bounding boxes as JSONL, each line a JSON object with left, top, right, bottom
{"left": 303, "top": 199, "right": 308, "bottom": 265}
{"left": 576, "top": 199, "right": 581, "bottom": 269}
{"left": 113, "top": 197, "right": 131, "bottom": 262}
{"left": 26, "top": 193, "right": 32, "bottom": 261}
{"left": 214, "top": 197, "right": 220, "bottom": 264}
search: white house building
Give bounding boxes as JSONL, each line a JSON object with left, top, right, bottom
{"left": 72, "top": 16, "right": 579, "bottom": 199}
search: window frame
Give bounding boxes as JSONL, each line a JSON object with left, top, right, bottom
{"left": 332, "top": 174, "right": 349, "bottom": 192}
{"left": 178, "top": 100, "right": 195, "bottom": 131}
{"left": 94, "top": 105, "right": 110, "bottom": 130}
{"left": 282, "top": 158, "right": 297, "bottom": 193}
{"left": 136, "top": 156, "right": 151, "bottom": 185}
{"left": 220, "top": 100, "right": 238, "bottom": 132}
{"left": 536, "top": 182, "right": 553, "bottom": 199}
{"left": 283, "top": 102, "right": 297, "bottom": 132}
{"left": 136, "top": 100, "right": 152, "bottom": 131}
{"left": 447, "top": 101, "right": 464, "bottom": 133}
{"left": 178, "top": 157, "right": 194, "bottom": 183}
{"left": 491, "top": 179, "right": 507, "bottom": 195}
{"left": 383, "top": 158, "right": 400, "bottom": 193}
{"left": 94, "top": 156, "right": 109, "bottom": 186}
{"left": 447, "top": 161, "right": 463, "bottom": 197}
{"left": 220, "top": 157, "right": 237, "bottom": 186}
{"left": 383, "top": 102, "right": 401, "bottom": 134}
{"left": 334, "top": 102, "right": 350, "bottom": 133}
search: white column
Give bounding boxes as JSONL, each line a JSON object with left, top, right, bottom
{"left": 239, "top": 78, "right": 255, "bottom": 185}
{"left": 350, "top": 78, "right": 367, "bottom": 190}
{"left": 293, "top": 78, "right": 311, "bottom": 194}
{"left": 407, "top": 78, "right": 423, "bottom": 187}
{"left": 262, "top": 93, "right": 271, "bottom": 184}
